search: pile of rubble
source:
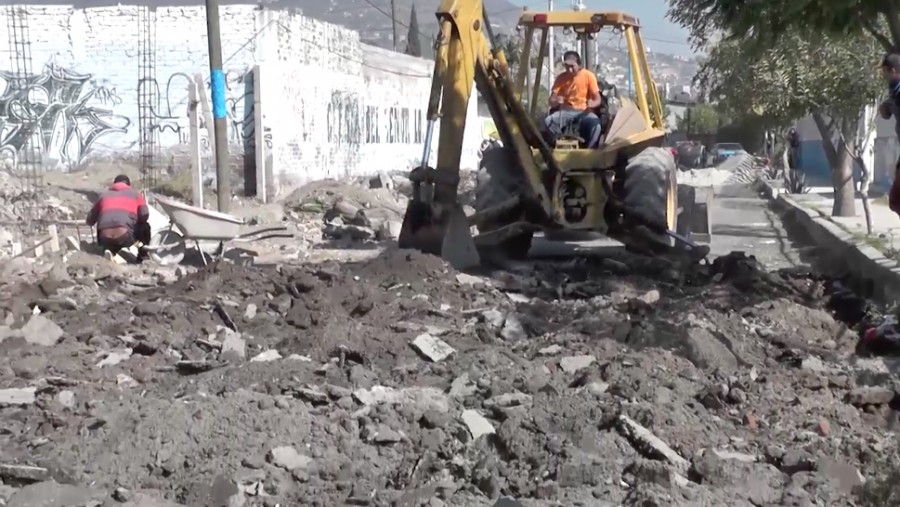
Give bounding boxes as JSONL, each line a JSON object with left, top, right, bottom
{"left": 0, "top": 171, "right": 77, "bottom": 224}
{"left": 279, "top": 171, "right": 481, "bottom": 247}
{"left": 0, "top": 246, "right": 898, "bottom": 506}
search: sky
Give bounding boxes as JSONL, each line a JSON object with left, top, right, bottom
{"left": 507, "top": 0, "right": 694, "bottom": 56}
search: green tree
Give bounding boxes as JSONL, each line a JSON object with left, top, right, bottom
{"left": 667, "top": 0, "right": 899, "bottom": 52}
{"left": 405, "top": 4, "right": 422, "bottom": 57}
{"left": 693, "top": 31, "right": 883, "bottom": 216}
{"left": 676, "top": 104, "right": 721, "bottom": 135}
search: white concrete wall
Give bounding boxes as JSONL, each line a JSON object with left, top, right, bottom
{"left": 259, "top": 41, "right": 480, "bottom": 186}
{"left": 0, "top": 4, "right": 482, "bottom": 191}
{"left": 0, "top": 5, "right": 261, "bottom": 172}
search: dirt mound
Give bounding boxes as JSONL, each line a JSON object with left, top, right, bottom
{"left": 0, "top": 249, "right": 897, "bottom": 506}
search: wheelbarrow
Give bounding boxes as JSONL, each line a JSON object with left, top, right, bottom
{"left": 144, "top": 195, "right": 293, "bottom": 265}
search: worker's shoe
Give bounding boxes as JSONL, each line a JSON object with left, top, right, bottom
{"left": 103, "top": 249, "right": 127, "bottom": 265}
{"left": 117, "top": 246, "right": 140, "bottom": 264}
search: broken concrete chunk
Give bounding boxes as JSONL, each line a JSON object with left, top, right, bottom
{"left": 0, "top": 463, "right": 51, "bottom": 483}
{"left": 411, "top": 333, "right": 455, "bottom": 362}
{"left": 250, "top": 350, "right": 282, "bottom": 362}
{"left": 636, "top": 289, "right": 661, "bottom": 305}
{"left": 484, "top": 392, "right": 532, "bottom": 409}
{"left": 505, "top": 292, "right": 530, "bottom": 303}
{"left": 56, "top": 390, "right": 75, "bottom": 409}
{"left": 219, "top": 330, "right": 246, "bottom": 360}
{"left": 268, "top": 446, "right": 313, "bottom": 471}
{"left": 800, "top": 356, "right": 827, "bottom": 372}
{"left": 501, "top": 314, "right": 527, "bottom": 341}
{"left": 538, "top": 344, "right": 562, "bottom": 356}
{"left": 456, "top": 273, "right": 489, "bottom": 286}
{"left": 461, "top": 409, "right": 495, "bottom": 440}
{"left": 559, "top": 355, "right": 596, "bottom": 374}
{"left": 449, "top": 373, "right": 477, "bottom": 399}
{"left": 117, "top": 374, "right": 138, "bottom": 387}
{"left": 377, "top": 220, "right": 402, "bottom": 240}
{"left": 96, "top": 348, "right": 133, "bottom": 368}
{"left": 482, "top": 309, "right": 505, "bottom": 328}
{"left": 371, "top": 424, "right": 404, "bottom": 444}
{"left": 296, "top": 386, "right": 330, "bottom": 404}
{"left": 0, "top": 387, "right": 36, "bottom": 405}
{"left": 847, "top": 386, "right": 895, "bottom": 406}
{"left": 352, "top": 386, "right": 450, "bottom": 413}
{"left": 616, "top": 414, "right": 689, "bottom": 471}
{"left": 21, "top": 314, "right": 64, "bottom": 346}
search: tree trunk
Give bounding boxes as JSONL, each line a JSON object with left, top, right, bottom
{"left": 811, "top": 113, "right": 856, "bottom": 217}
{"left": 833, "top": 118, "right": 859, "bottom": 217}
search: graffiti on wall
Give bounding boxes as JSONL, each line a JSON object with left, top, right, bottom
{"left": 0, "top": 63, "right": 130, "bottom": 169}
{"left": 137, "top": 69, "right": 260, "bottom": 151}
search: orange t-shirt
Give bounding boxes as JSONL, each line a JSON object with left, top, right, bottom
{"left": 551, "top": 69, "right": 600, "bottom": 110}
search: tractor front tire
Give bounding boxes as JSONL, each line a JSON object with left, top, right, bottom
{"left": 474, "top": 146, "right": 533, "bottom": 259}
{"left": 622, "top": 146, "right": 678, "bottom": 247}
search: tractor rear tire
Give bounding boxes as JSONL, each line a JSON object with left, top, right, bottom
{"left": 474, "top": 146, "right": 533, "bottom": 259}
{"left": 622, "top": 146, "right": 678, "bottom": 246}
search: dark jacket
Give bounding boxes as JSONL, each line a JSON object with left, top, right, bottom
{"left": 86, "top": 182, "right": 149, "bottom": 233}
{"left": 884, "top": 82, "right": 900, "bottom": 143}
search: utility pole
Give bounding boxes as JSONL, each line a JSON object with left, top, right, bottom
{"left": 547, "top": 0, "right": 554, "bottom": 92}
{"left": 205, "top": 0, "right": 230, "bottom": 212}
{"left": 390, "top": 0, "right": 400, "bottom": 51}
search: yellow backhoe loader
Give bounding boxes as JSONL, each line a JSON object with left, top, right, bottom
{"left": 398, "top": 0, "right": 711, "bottom": 269}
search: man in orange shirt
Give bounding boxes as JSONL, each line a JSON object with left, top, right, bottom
{"left": 545, "top": 51, "right": 604, "bottom": 148}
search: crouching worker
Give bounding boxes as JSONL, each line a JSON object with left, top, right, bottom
{"left": 86, "top": 175, "right": 151, "bottom": 261}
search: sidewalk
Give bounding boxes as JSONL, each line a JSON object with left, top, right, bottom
{"left": 790, "top": 187, "right": 900, "bottom": 256}
{"left": 762, "top": 180, "right": 900, "bottom": 303}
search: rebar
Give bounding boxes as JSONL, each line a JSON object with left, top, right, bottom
{"left": 6, "top": 5, "right": 42, "bottom": 215}
{"left": 137, "top": 6, "right": 159, "bottom": 189}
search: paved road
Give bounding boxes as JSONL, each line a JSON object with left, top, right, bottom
{"left": 530, "top": 182, "right": 804, "bottom": 270}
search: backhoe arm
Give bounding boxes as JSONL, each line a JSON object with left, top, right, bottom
{"left": 398, "top": 0, "right": 557, "bottom": 269}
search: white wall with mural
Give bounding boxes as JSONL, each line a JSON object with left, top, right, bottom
{"left": 0, "top": 4, "right": 483, "bottom": 190}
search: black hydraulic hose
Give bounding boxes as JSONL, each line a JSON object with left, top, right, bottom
{"left": 482, "top": 6, "right": 498, "bottom": 49}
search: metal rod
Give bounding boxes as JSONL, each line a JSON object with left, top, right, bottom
{"left": 205, "top": 0, "right": 231, "bottom": 212}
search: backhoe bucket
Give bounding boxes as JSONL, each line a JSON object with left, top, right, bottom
{"left": 398, "top": 200, "right": 480, "bottom": 271}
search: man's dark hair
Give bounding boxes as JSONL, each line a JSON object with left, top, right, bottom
{"left": 563, "top": 51, "right": 582, "bottom": 65}
{"left": 882, "top": 53, "right": 900, "bottom": 71}
{"left": 113, "top": 174, "right": 130, "bottom": 185}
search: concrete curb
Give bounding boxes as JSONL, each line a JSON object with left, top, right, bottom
{"left": 758, "top": 179, "right": 900, "bottom": 303}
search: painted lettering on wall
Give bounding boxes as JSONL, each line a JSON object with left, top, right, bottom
{"left": 326, "top": 91, "right": 362, "bottom": 145}
{"left": 0, "top": 64, "right": 129, "bottom": 170}
{"left": 363, "top": 105, "right": 424, "bottom": 144}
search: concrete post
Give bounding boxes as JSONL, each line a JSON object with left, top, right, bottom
{"left": 205, "top": 0, "right": 231, "bottom": 212}
{"left": 188, "top": 78, "right": 204, "bottom": 208}
{"left": 253, "top": 64, "right": 267, "bottom": 203}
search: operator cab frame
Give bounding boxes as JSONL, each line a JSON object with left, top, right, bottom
{"left": 512, "top": 10, "right": 666, "bottom": 147}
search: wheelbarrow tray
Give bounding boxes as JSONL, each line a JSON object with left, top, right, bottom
{"left": 154, "top": 195, "right": 245, "bottom": 241}
{"left": 146, "top": 195, "right": 293, "bottom": 266}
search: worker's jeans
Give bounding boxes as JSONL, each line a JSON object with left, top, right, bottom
{"left": 545, "top": 109, "right": 603, "bottom": 148}
{"left": 97, "top": 222, "right": 152, "bottom": 254}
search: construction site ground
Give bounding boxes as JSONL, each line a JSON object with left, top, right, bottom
{"left": 1, "top": 167, "right": 899, "bottom": 507}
